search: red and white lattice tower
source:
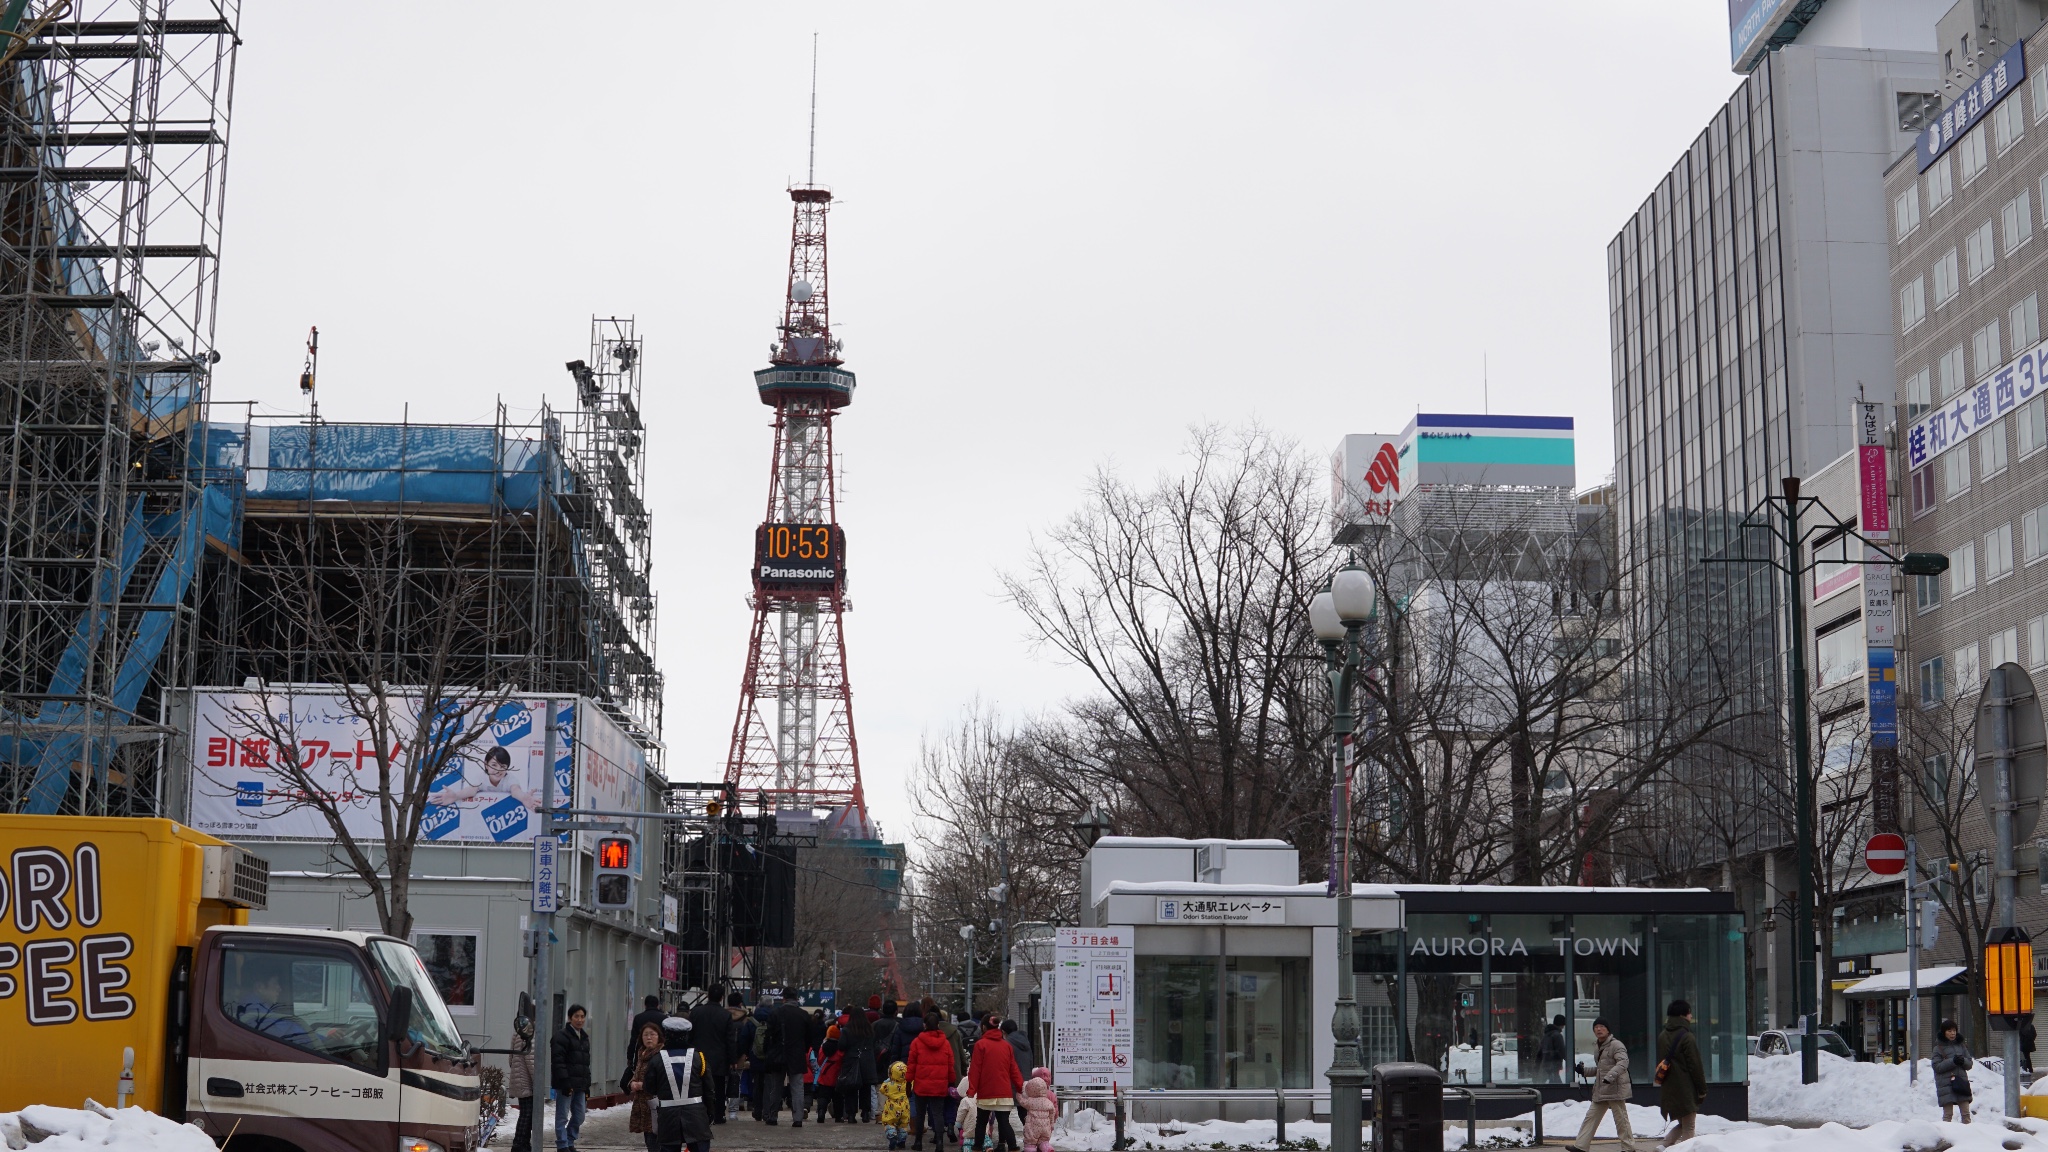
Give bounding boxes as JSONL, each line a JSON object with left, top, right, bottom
{"left": 723, "top": 183, "right": 869, "bottom": 831}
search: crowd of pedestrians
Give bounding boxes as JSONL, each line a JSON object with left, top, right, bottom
{"left": 504, "top": 987, "right": 1045, "bottom": 1152}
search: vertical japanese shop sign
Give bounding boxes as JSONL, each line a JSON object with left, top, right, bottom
{"left": 1857, "top": 402, "right": 1901, "bottom": 832}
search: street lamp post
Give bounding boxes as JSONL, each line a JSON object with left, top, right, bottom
{"left": 1706, "top": 478, "right": 1948, "bottom": 1086}
{"left": 1310, "top": 563, "right": 1377, "bottom": 1152}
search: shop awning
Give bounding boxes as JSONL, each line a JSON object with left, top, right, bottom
{"left": 1841, "top": 965, "right": 1970, "bottom": 998}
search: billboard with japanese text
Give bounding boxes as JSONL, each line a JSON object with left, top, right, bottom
{"left": 574, "top": 701, "right": 654, "bottom": 858}
{"left": 186, "top": 689, "right": 572, "bottom": 844}
{"left": 1904, "top": 336, "right": 2048, "bottom": 473}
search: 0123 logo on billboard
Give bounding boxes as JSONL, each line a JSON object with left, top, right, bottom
{"left": 483, "top": 794, "right": 530, "bottom": 842}
{"left": 421, "top": 804, "right": 461, "bottom": 840}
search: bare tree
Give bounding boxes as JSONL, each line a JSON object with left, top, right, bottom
{"left": 1904, "top": 678, "right": 2000, "bottom": 1044}
{"left": 1000, "top": 424, "right": 1331, "bottom": 854}
{"left": 196, "top": 520, "right": 516, "bottom": 937}
{"left": 1345, "top": 489, "right": 1759, "bottom": 890}
{"left": 909, "top": 702, "right": 1085, "bottom": 1017}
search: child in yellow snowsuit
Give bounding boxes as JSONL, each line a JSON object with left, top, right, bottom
{"left": 879, "top": 1060, "right": 912, "bottom": 1149}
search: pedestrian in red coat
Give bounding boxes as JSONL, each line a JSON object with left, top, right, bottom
{"left": 906, "top": 1028, "right": 959, "bottom": 1150}
{"left": 966, "top": 1027, "right": 1023, "bottom": 1151}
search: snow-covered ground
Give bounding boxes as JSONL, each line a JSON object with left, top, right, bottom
{"left": 0, "top": 1104, "right": 216, "bottom": 1152}
{"left": 1686, "top": 1118, "right": 2048, "bottom": 1151}
{"left": 1053, "top": 1102, "right": 1754, "bottom": 1150}
{"left": 1051, "top": 1055, "right": 2041, "bottom": 1151}
{"left": 1749, "top": 1051, "right": 2012, "bottom": 1123}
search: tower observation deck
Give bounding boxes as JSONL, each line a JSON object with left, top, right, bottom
{"left": 724, "top": 183, "right": 868, "bottom": 831}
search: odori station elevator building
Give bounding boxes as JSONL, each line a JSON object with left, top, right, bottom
{"left": 1072, "top": 837, "right": 1748, "bottom": 1118}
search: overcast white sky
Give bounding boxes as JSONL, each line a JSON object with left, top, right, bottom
{"left": 214, "top": 4, "right": 1751, "bottom": 841}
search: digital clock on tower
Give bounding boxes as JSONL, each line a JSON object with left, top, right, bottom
{"left": 753, "top": 522, "right": 845, "bottom": 592}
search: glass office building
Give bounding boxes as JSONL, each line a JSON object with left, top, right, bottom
{"left": 1356, "top": 888, "right": 1747, "bottom": 1107}
{"left": 1608, "top": 43, "right": 1937, "bottom": 1025}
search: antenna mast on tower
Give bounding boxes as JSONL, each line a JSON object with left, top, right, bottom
{"left": 723, "top": 56, "right": 869, "bottom": 834}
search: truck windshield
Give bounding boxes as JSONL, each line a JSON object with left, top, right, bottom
{"left": 369, "top": 939, "right": 468, "bottom": 1056}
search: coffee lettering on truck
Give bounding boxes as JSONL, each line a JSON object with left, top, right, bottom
{"left": 0, "top": 844, "right": 136, "bottom": 1026}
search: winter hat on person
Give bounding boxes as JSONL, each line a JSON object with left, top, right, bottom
{"left": 1032, "top": 1066, "right": 1051, "bottom": 1083}
{"left": 890, "top": 1061, "right": 908, "bottom": 1081}
{"left": 1023, "top": 1078, "right": 1047, "bottom": 1097}
{"left": 869, "top": 994, "right": 884, "bottom": 1010}
{"left": 1666, "top": 1000, "right": 1692, "bottom": 1018}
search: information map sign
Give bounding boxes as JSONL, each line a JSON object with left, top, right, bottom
{"left": 1052, "top": 926, "right": 1134, "bottom": 1089}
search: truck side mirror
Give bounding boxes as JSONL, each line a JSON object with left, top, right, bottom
{"left": 387, "top": 986, "right": 414, "bottom": 1047}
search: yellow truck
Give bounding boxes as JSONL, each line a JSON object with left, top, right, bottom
{"left": 1, "top": 815, "right": 482, "bottom": 1152}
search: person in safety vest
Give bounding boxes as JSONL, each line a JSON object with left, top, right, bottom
{"left": 631, "top": 1016, "right": 713, "bottom": 1152}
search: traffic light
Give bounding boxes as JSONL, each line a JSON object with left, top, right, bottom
{"left": 594, "top": 834, "right": 636, "bottom": 909}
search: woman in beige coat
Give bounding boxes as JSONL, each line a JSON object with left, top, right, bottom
{"left": 1569, "top": 1018, "right": 1637, "bottom": 1152}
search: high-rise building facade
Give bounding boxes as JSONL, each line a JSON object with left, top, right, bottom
{"left": 1886, "top": 6, "right": 2048, "bottom": 1045}
{"left": 1609, "top": 10, "right": 1938, "bottom": 1026}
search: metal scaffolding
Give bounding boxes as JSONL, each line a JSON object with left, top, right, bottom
{"left": 560, "top": 317, "right": 662, "bottom": 744}
{"left": 0, "top": 1, "right": 239, "bottom": 816}
{"left": 193, "top": 324, "right": 663, "bottom": 753}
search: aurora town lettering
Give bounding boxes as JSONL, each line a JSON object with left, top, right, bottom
{"left": 1408, "top": 935, "right": 1641, "bottom": 958}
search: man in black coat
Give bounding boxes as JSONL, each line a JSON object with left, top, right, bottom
{"left": 761, "top": 994, "right": 815, "bottom": 1126}
{"left": 550, "top": 1004, "right": 593, "bottom": 1152}
{"left": 872, "top": 998, "right": 899, "bottom": 1069}
{"left": 627, "top": 993, "right": 667, "bottom": 1072}
{"left": 689, "top": 984, "right": 733, "bottom": 1123}
{"left": 889, "top": 1003, "right": 925, "bottom": 1067}
{"left": 1002, "top": 1019, "right": 1034, "bottom": 1076}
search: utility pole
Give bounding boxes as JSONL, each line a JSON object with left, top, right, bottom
{"left": 962, "top": 926, "right": 976, "bottom": 1021}
{"left": 534, "top": 700, "right": 557, "bottom": 1122}
{"left": 1907, "top": 833, "right": 1920, "bottom": 1084}
{"left": 998, "top": 837, "right": 1012, "bottom": 1024}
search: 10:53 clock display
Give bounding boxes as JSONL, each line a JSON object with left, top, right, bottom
{"left": 753, "top": 522, "right": 845, "bottom": 592}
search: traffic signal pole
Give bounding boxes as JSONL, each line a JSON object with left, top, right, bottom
{"left": 1991, "top": 665, "right": 2022, "bottom": 1118}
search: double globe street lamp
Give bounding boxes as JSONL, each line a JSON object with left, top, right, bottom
{"left": 1308, "top": 563, "right": 1378, "bottom": 1152}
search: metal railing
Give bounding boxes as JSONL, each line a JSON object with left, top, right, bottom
{"left": 1056, "top": 1084, "right": 1545, "bottom": 1150}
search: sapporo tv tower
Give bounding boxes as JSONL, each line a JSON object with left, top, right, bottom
{"left": 722, "top": 97, "right": 870, "bottom": 833}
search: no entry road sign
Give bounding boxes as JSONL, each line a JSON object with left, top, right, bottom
{"left": 1866, "top": 832, "right": 1907, "bottom": 875}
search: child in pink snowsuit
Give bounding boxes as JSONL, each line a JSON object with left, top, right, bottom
{"left": 1017, "top": 1077, "right": 1056, "bottom": 1152}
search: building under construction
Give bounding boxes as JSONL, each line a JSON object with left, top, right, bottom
{"left": 191, "top": 318, "right": 663, "bottom": 748}
{"left": 0, "top": 3, "right": 240, "bottom": 816}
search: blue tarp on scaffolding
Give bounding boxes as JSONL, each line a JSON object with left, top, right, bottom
{"left": 222, "top": 422, "right": 558, "bottom": 508}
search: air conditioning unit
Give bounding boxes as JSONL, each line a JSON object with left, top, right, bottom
{"left": 202, "top": 844, "right": 269, "bottom": 910}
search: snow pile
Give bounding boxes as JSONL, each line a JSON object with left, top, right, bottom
{"left": 1685, "top": 1116, "right": 2048, "bottom": 1152}
{"left": 0, "top": 1104, "right": 216, "bottom": 1152}
{"left": 1051, "top": 1107, "right": 1542, "bottom": 1150}
{"left": 1749, "top": 1051, "right": 2012, "bottom": 1123}
{"left": 1054, "top": 1107, "right": 1327, "bottom": 1150}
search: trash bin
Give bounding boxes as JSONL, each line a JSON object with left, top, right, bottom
{"left": 1371, "top": 1062, "right": 1443, "bottom": 1152}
